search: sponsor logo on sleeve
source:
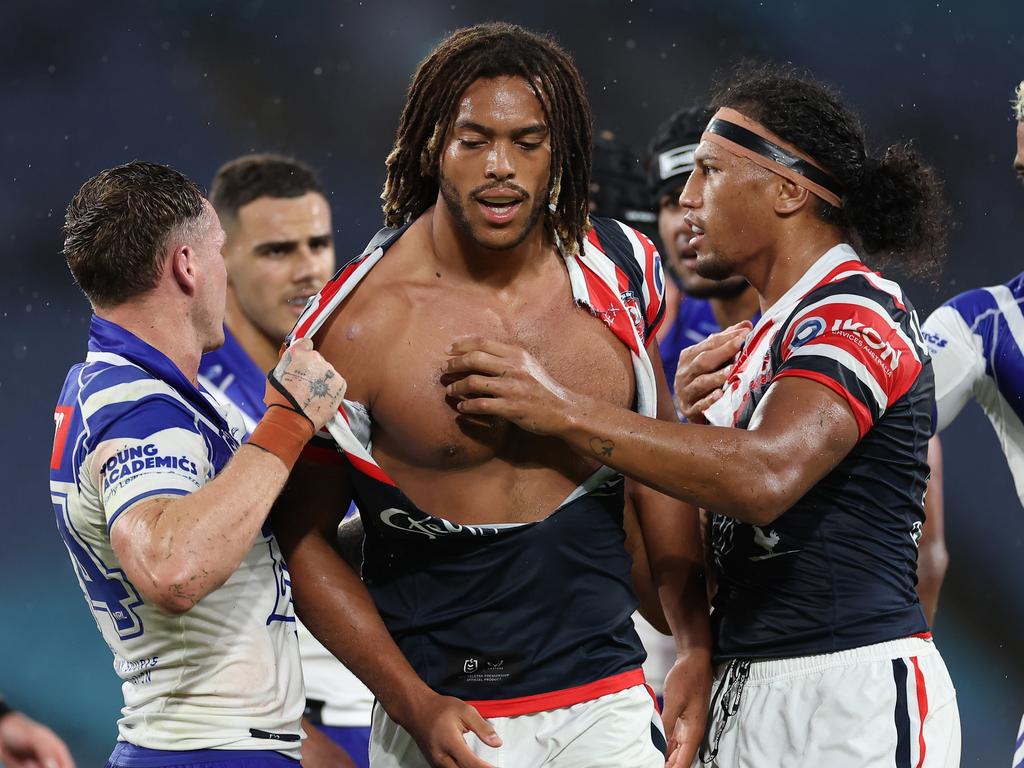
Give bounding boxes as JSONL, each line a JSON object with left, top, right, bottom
{"left": 99, "top": 443, "right": 200, "bottom": 485}
{"left": 829, "top": 318, "right": 903, "bottom": 371}
{"left": 789, "top": 316, "right": 827, "bottom": 349}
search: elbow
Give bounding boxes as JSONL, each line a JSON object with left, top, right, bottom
{"left": 143, "top": 564, "right": 202, "bottom": 615}
{"left": 737, "top": 476, "right": 792, "bottom": 527}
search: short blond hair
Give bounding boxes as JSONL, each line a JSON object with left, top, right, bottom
{"left": 1014, "top": 81, "right": 1024, "bottom": 121}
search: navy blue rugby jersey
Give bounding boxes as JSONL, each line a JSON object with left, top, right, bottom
{"left": 287, "top": 218, "right": 667, "bottom": 716}
{"left": 702, "top": 244, "right": 933, "bottom": 661}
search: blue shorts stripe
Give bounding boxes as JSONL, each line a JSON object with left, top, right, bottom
{"left": 892, "top": 658, "right": 911, "bottom": 768}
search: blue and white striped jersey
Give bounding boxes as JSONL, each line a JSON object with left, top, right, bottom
{"left": 49, "top": 316, "right": 304, "bottom": 756}
{"left": 922, "top": 272, "right": 1024, "bottom": 505}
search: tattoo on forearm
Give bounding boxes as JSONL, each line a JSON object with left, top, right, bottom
{"left": 589, "top": 437, "right": 615, "bottom": 459}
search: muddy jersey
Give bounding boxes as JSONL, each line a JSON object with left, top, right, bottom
{"left": 703, "top": 244, "right": 933, "bottom": 662}
{"left": 49, "top": 316, "right": 303, "bottom": 756}
{"left": 287, "top": 218, "right": 666, "bottom": 717}
{"left": 922, "top": 272, "right": 1024, "bottom": 506}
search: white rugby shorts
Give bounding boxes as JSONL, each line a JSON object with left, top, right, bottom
{"left": 695, "top": 636, "right": 960, "bottom": 767}
{"left": 369, "top": 683, "right": 665, "bottom": 767}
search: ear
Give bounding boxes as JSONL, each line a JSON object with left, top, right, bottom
{"left": 773, "top": 177, "right": 812, "bottom": 216}
{"left": 169, "top": 244, "right": 198, "bottom": 297}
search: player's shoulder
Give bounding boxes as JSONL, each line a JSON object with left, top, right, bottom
{"left": 586, "top": 216, "right": 659, "bottom": 271}
{"left": 940, "top": 271, "right": 1024, "bottom": 327}
{"left": 793, "top": 262, "right": 915, "bottom": 330}
{"left": 77, "top": 359, "right": 199, "bottom": 440}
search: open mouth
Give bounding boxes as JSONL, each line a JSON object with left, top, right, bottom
{"left": 475, "top": 191, "right": 525, "bottom": 225}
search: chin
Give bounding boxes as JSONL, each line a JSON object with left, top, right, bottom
{"left": 695, "top": 252, "right": 736, "bottom": 282}
{"left": 203, "top": 330, "right": 226, "bottom": 353}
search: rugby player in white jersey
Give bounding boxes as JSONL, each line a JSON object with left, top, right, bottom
{"left": 50, "top": 161, "right": 347, "bottom": 768}
{"left": 199, "top": 153, "right": 372, "bottom": 768}
{"left": 449, "top": 65, "right": 962, "bottom": 767}
{"left": 920, "top": 79, "right": 1024, "bottom": 768}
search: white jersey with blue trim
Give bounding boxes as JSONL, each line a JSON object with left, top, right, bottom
{"left": 922, "top": 272, "right": 1024, "bottom": 506}
{"left": 200, "top": 329, "right": 374, "bottom": 727}
{"left": 49, "top": 316, "right": 304, "bottom": 756}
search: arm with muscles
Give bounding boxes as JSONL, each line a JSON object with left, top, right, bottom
{"left": 109, "top": 339, "right": 345, "bottom": 614}
{"left": 446, "top": 338, "right": 858, "bottom": 525}
{"left": 632, "top": 343, "right": 712, "bottom": 767}
{"left": 0, "top": 701, "right": 75, "bottom": 768}
{"left": 272, "top": 459, "right": 500, "bottom": 768}
{"left": 916, "top": 435, "right": 948, "bottom": 625}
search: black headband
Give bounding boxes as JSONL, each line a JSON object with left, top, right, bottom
{"left": 705, "top": 118, "right": 844, "bottom": 201}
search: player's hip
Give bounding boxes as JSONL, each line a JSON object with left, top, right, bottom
{"left": 698, "top": 636, "right": 960, "bottom": 767}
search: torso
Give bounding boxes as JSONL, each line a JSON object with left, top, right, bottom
{"left": 316, "top": 218, "right": 635, "bottom": 524}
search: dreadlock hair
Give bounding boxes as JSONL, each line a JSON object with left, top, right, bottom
{"left": 1013, "top": 80, "right": 1024, "bottom": 121}
{"left": 381, "top": 22, "right": 593, "bottom": 254}
{"left": 712, "top": 63, "right": 947, "bottom": 278}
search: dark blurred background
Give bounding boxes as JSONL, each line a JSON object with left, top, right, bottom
{"left": 2, "top": 1, "right": 1021, "bottom": 764}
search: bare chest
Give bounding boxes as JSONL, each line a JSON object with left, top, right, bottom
{"left": 366, "top": 290, "right": 635, "bottom": 471}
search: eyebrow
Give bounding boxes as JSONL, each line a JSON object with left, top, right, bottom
{"left": 453, "top": 120, "right": 548, "bottom": 138}
{"left": 253, "top": 233, "right": 333, "bottom": 254}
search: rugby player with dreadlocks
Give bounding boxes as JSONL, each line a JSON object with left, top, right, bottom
{"left": 272, "top": 23, "right": 711, "bottom": 768}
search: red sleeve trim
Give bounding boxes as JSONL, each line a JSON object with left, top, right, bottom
{"left": 772, "top": 369, "right": 873, "bottom": 439}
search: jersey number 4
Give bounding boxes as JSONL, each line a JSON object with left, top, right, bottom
{"left": 53, "top": 493, "right": 144, "bottom": 639}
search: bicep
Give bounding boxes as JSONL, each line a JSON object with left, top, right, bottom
{"left": 109, "top": 496, "right": 176, "bottom": 595}
{"left": 746, "top": 376, "right": 860, "bottom": 502}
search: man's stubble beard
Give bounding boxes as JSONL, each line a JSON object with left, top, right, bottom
{"left": 439, "top": 174, "right": 547, "bottom": 252}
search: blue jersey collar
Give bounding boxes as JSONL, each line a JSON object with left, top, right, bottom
{"left": 88, "top": 315, "right": 227, "bottom": 428}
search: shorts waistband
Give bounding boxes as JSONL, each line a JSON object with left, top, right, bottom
{"left": 465, "top": 668, "right": 646, "bottom": 718}
{"left": 721, "top": 636, "right": 937, "bottom": 684}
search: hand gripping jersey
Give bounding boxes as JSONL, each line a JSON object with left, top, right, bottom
{"left": 287, "top": 217, "right": 666, "bottom": 717}
{"left": 922, "top": 272, "right": 1024, "bottom": 506}
{"left": 49, "top": 317, "right": 304, "bottom": 757}
{"left": 200, "top": 331, "right": 375, "bottom": 729}
{"left": 703, "top": 244, "right": 933, "bottom": 661}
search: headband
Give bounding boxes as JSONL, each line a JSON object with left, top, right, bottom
{"left": 701, "top": 107, "right": 844, "bottom": 208}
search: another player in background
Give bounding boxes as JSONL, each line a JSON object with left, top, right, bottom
{"left": 51, "top": 161, "right": 346, "bottom": 768}
{"left": 274, "top": 23, "right": 712, "bottom": 768}
{"left": 200, "top": 154, "right": 371, "bottom": 768}
{"left": 920, "top": 78, "right": 1024, "bottom": 768}
{"left": 448, "top": 64, "right": 961, "bottom": 767}
{"left": 589, "top": 129, "right": 682, "bottom": 707}
{"left": 648, "top": 105, "right": 760, "bottom": 394}
{"left": 0, "top": 698, "right": 75, "bottom": 768}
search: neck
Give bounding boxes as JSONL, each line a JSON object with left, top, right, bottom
{"left": 224, "top": 289, "right": 281, "bottom": 373}
{"left": 745, "top": 222, "right": 843, "bottom": 308}
{"left": 709, "top": 286, "right": 761, "bottom": 328}
{"left": 96, "top": 298, "right": 203, "bottom": 385}
{"left": 427, "top": 200, "right": 554, "bottom": 288}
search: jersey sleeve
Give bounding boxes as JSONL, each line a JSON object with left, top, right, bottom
{"left": 770, "top": 295, "right": 924, "bottom": 438}
{"left": 634, "top": 229, "right": 668, "bottom": 341}
{"left": 921, "top": 304, "right": 986, "bottom": 431}
{"left": 88, "top": 398, "right": 210, "bottom": 531}
{"left": 588, "top": 217, "right": 667, "bottom": 343}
